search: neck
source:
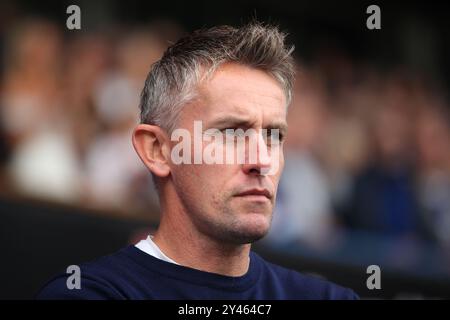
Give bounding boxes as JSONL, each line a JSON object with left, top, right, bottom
{"left": 153, "top": 186, "right": 251, "bottom": 277}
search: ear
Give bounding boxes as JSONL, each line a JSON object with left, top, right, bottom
{"left": 132, "top": 124, "right": 171, "bottom": 178}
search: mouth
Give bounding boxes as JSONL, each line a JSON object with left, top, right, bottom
{"left": 235, "top": 188, "right": 272, "bottom": 201}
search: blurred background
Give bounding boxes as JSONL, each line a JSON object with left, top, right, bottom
{"left": 0, "top": 0, "right": 450, "bottom": 299}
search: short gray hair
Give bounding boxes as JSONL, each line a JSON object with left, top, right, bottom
{"left": 139, "top": 22, "right": 295, "bottom": 133}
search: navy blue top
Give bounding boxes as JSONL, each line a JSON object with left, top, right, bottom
{"left": 37, "top": 245, "right": 359, "bottom": 300}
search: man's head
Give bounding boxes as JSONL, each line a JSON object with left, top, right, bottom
{"left": 133, "top": 22, "right": 295, "bottom": 244}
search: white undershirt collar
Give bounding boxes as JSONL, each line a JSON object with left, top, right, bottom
{"left": 135, "top": 235, "right": 179, "bottom": 265}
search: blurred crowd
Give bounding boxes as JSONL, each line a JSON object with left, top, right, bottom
{"left": 0, "top": 19, "right": 449, "bottom": 254}
{"left": 268, "top": 55, "right": 450, "bottom": 255}
{"left": 0, "top": 19, "right": 183, "bottom": 216}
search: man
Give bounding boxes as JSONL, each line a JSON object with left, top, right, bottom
{"left": 37, "top": 22, "right": 358, "bottom": 299}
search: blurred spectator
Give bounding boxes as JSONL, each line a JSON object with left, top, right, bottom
{"left": 415, "top": 98, "right": 450, "bottom": 247}
{"left": 338, "top": 75, "right": 428, "bottom": 240}
{"left": 0, "top": 19, "right": 183, "bottom": 212}
{"left": 1, "top": 19, "right": 83, "bottom": 202}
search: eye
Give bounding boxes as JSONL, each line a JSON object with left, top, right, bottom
{"left": 266, "top": 129, "right": 283, "bottom": 143}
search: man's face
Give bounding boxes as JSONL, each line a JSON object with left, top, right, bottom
{"left": 168, "top": 63, "right": 287, "bottom": 244}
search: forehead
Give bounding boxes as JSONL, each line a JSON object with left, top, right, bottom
{"left": 188, "top": 63, "right": 287, "bottom": 124}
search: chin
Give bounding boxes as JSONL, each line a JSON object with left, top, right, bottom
{"left": 228, "top": 215, "right": 271, "bottom": 244}
{"left": 229, "top": 229, "right": 269, "bottom": 244}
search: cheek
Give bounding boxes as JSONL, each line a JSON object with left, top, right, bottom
{"left": 271, "top": 147, "right": 284, "bottom": 177}
{"left": 200, "top": 164, "right": 239, "bottom": 203}
{"left": 175, "top": 163, "right": 231, "bottom": 194}
{"left": 272, "top": 152, "right": 284, "bottom": 187}
{"left": 184, "top": 164, "right": 237, "bottom": 212}
{"left": 279, "top": 151, "right": 285, "bottom": 171}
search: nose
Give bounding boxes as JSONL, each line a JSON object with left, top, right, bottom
{"left": 242, "top": 131, "right": 272, "bottom": 176}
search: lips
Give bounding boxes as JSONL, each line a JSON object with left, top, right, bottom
{"left": 235, "top": 188, "right": 272, "bottom": 199}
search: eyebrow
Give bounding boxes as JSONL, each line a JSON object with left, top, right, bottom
{"left": 209, "top": 115, "right": 288, "bottom": 136}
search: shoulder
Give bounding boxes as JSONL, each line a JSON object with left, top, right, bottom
{"left": 36, "top": 247, "right": 138, "bottom": 300}
{"left": 253, "top": 252, "right": 359, "bottom": 300}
